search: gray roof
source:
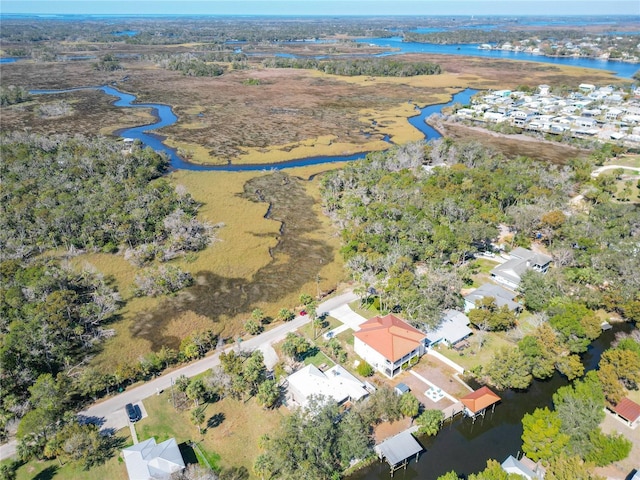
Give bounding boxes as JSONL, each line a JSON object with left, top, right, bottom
{"left": 465, "top": 283, "right": 521, "bottom": 311}
{"left": 509, "top": 247, "right": 552, "bottom": 267}
{"left": 375, "top": 430, "right": 423, "bottom": 466}
{"left": 501, "top": 455, "right": 538, "bottom": 479}
{"left": 395, "top": 383, "right": 410, "bottom": 394}
{"left": 491, "top": 248, "right": 552, "bottom": 288}
{"left": 426, "top": 309, "right": 472, "bottom": 345}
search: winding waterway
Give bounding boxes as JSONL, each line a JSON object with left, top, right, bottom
{"left": 30, "top": 86, "right": 476, "bottom": 171}
{"left": 350, "top": 322, "right": 634, "bottom": 480}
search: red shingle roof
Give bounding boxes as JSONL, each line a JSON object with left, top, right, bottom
{"left": 353, "top": 314, "right": 426, "bottom": 363}
{"left": 613, "top": 398, "right": 640, "bottom": 423}
{"left": 460, "top": 386, "right": 501, "bottom": 414}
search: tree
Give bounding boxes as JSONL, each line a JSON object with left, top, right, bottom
{"left": 171, "top": 464, "right": 219, "bottom": 480}
{"left": 485, "top": 347, "right": 532, "bottom": 389}
{"left": 280, "top": 333, "right": 311, "bottom": 361}
{"left": 600, "top": 348, "right": 640, "bottom": 390}
{"left": 356, "top": 361, "right": 374, "bottom": 377}
{"left": 416, "top": 409, "right": 443, "bottom": 436}
{"left": 399, "top": 393, "right": 420, "bottom": 418}
{"left": 186, "top": 378, "right": 207, "bottom": 407}
{"left": 337, "top": 410, "right": 371, "bottom": 466}
{"left": 545, "top": 454, "right": 604, "bottom": 480}
{"left": 437, "top": 472, "right": 460, "bottom": 480}
{"left": 518, "top": 270, "right": 560, "bottom": 312}
{"left": 521, "top": 407, "right": 569, "bottom": 462}
{"left": 50, "top": 423, "right": 109, "bottom": 469}
{"left": 244, "top": 318, "right": 262, "bottom": 336}
{"left": 257, "top": 380, "right": 280, "bottom": 409}
{"left": 299, "top": 293, "right": 313, "bottom": 306}
{"left": 243, "top": 351, "right": 267, "bottom": 396}
{"left": 253, "top": 453, "right": 274, "bottom": 480}
{"left": 190, "top": 405, "right": 206, "bottom": 435}
{"left": 277, "top": 308, "right": 295, "bottom": 322}
{"left": 468, "top": 459, "right": 522, "bottom": 480}
{"left": 584, "top": 430, "right": 631, "bottom": 466}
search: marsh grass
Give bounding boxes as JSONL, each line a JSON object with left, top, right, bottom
{"left": 76, "top": 167, "right": 345, "bottom": 370}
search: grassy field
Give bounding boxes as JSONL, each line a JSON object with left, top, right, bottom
{"left": 135, "top": 388, "right": 286, "bottom": 476}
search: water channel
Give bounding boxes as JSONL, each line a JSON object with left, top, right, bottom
{"left": 350, "top": 322, "right": 634, "bottom": 480}
{"left": 30, "top": 86, "right": 476, "bottom": 171}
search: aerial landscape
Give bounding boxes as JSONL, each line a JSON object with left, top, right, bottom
{"left": 1, "top": 1, "right": 640, "bottom": 479}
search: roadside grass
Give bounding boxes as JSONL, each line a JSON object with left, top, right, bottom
{"left": 298, "top": 315, "right": 342, "bottom": 341}
{"left": 136, "top": 388, "right": 286, "bottom": 474}
{"left": 11, "top": 430, "right": 131, "bottom": 480}
{"left": 348, "top": 299, "right": 380, "bottom": 319}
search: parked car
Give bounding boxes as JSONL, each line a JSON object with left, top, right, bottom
{"left": 300, "top": 310, "right": 307, "bottom": 316}
{"left": 125, "top": 403, "right": 141, "bottom": 422}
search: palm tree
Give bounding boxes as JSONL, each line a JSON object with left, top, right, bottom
{"left": 190, "top": 405, "right": 206, "bottom": 435}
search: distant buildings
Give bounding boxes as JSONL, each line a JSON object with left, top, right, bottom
{"left": 451, "top": 84, "right": 640, "bottom": 147}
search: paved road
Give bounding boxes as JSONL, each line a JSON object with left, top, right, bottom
{"left": 0, "top": 290, "right": 357, "bottom": 460}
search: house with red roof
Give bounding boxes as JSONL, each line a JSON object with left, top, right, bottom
{"left": 460, "top": 386, "right": 501, "bottom": 417}
{"left": 353, "top": 314, "right": 427, "bottom": 378}
{"left": 610, "top": 397, "right": 640, "bottom": 428}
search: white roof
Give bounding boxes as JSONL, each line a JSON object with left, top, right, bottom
{"left": 426, "top": 309, "right": 472, "bottom": 345}
{"left": 287, "top": 364, "right": 368, "bottom": 407}
{"left": 122, "top": 438, "right": 185, "bottom": 480}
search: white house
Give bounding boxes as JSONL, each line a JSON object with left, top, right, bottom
{"left": 286, "top": 364, "right": 369, "bottom": 408}
{"left": 425, "top": 310, "right": 472, "bottom": 347}
{"left": 354, "top": 314, "right": 427, "bottom": 378}
{"left": 501, "top": 455, "right": 544, "bottom": 479}
{"left": 490, "top": 247, "right": 552, "bottom": 290}
{"left": 122, "top": 438, "right": 185, "bottom": 480}
{"left": 537, "top": 84, "right": 550, "bottom": 96}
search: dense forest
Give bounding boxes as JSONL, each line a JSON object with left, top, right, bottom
{"left": 261, "top": 57, "right": 441, "bottom": 77}
{"left": 0, "top": 134, "right": 219, "bottom": 451}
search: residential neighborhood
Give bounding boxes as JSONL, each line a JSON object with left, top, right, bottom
{"left": 452, "top": 84, "right": 640, "bottom": 147}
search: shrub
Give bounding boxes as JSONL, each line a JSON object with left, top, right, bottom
{"left": 356, "top": 361, "right": 374, "bottom": 377}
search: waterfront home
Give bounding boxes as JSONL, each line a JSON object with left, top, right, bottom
{"left": 354, "top": 314, "right": 427, "bottom": 379}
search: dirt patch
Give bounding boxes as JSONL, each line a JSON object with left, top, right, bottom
{"left": 594, "top": 413, "right": 640, "bottom": 480}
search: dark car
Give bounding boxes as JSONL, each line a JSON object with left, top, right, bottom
{"left": 125, "top": 403, "right": 141, "bottom": 422}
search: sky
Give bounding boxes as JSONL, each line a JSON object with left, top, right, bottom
{"left": 1, "top": 1, "right": 639, "bottom": 17}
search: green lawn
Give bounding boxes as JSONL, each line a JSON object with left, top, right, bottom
{"left": 12, "top": 430, "right": 131, "bottom": 480}
{"left": 348, "top": 299, "right": 380, "bottom": 319}
{"left": 435, "top": 330, "right": 515, "bottom": 372}
{"left": 302, "top": 347, "right": 335, "bottom": 369}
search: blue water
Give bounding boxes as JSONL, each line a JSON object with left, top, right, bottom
{"left": 0, "top": 57, "right": 19, "bottom": 64}
{"left": 360, "top": 37, "right": 639, "bottom": 78}
{"left": 30, "top": 85, "right": 475, "bottom": 172}
{"left": 112, "top": 30, "right": 138, "bottom": 36}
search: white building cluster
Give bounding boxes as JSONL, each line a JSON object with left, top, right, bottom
{"left": 453, "top": 84, "right": 640, "bottom": 147}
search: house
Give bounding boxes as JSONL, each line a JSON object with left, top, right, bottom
{"left": 122, "top": 437, "right": 185, "bottom": 480}
{"left": 609, "top": 397, "right": 640, "bottom": 428}
{"left": 425, "top": 310, "right": 472, "bottom": 347}
{"left": 579, "top": 83, "right": 596, "bottom": 92}
{"left": 484, "top": 111, "right": 507, "bottom": 123}
{"left": 286, "top": 364, "right": 369, "bottom": 408}
{"left": 501, "top": 455, "right": 544, "bottom": 479}
{"left": 574, "top": 116, "right": 597, "bottom": 128}
{"left": 490, "top": 247, "right": 552, "bottom": 290}
{"left": 537, "top": 84, "right": 550, "bottom": 96}
{"left": 460, "top": 386, "right": 501, "bottom": 417}
{"left": 464, "top": 283, "right": 522, "bottom": 313}
{"left": 353, "top": 314, "right": 427, "bottom": 378}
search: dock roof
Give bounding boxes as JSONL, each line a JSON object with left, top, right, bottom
{"left": 461, "top": 386, "right": 501, "bottom": 414}
{"left": 375, "top": 430, "right": 423, "bottom": 467}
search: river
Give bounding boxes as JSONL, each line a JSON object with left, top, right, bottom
{"left": 350, "top": 322, "right": 634, "bottom": 480}
{"left": 30, "top": 86, "right": 477, "bottom": 172}
{"left": 359, "top": 37, "right": 639, "bottom": 79}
